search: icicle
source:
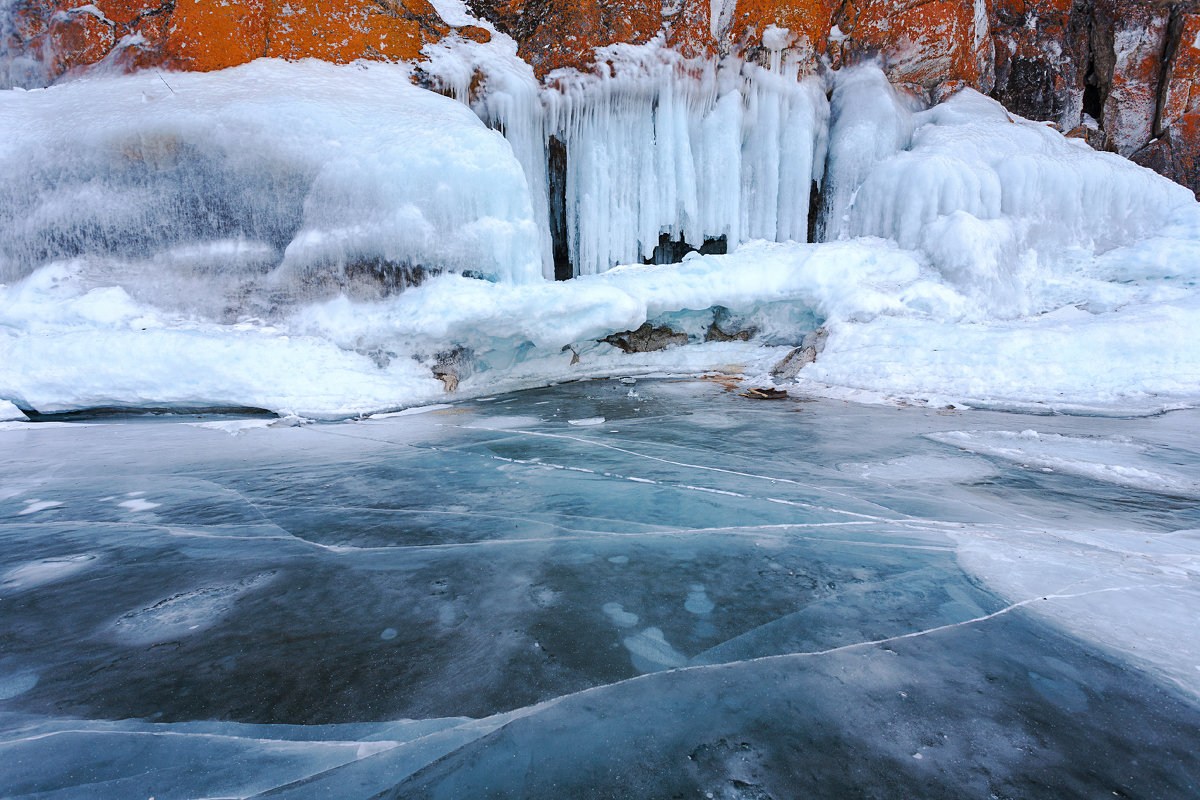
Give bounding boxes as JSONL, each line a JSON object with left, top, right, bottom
{"left": 541, "top": 40, "right": 830, "bottom": 276}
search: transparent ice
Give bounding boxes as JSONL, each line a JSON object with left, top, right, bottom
{"left": 1, "top": 381, "right": 1198, "bottom": 797}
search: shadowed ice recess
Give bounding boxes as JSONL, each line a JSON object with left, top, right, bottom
{"left": 1, "top": 381, "right": 1199, "bottom": 798}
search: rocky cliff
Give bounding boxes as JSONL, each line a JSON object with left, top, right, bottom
{"left": 3, "top": 0, "right": 1199, "bottom": 195}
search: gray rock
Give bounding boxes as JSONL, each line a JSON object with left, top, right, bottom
{"left": 599, "top": 322, "right": 688, "bottom": 353}
{"left": 432, "top": 346, "right": 473, "bottom": 392}
{"left": 770, "top": 346, "right": 816, "bottom": 381}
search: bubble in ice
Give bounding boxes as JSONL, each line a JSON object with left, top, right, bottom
{"left": 602, "top": 602, "right": 639, "bottom": 628}
{"left": 623, "top": 627, "right": 687, "bottom": 673}
{"left": 685, "top": 585, "right": 715, "bottom": 615}
{"left": 119, "top": 498, "right": 162, "bottom": 513}
{"left": 0, "top": 670, "right": 38, "bottom": 699}
{"left": 111, "top": 571, "right": 276, "bottom": 644}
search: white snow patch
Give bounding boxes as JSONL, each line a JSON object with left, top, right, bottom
{"left": 952, "top": 525, "right": 1200, "bottom": 698}
{"left": 118, "top": 498, "right": 161, "bottom": 513}
{"left": 0, "top": 400, "right": 26, "bottom": 421}
{"left": 187, "top": 419, "right": 276, "bottom": 435}
{"left": 2, "top": 554, "right": 98, "bottom": 591}
{"left": 369, "top": 404, "right": 454, "bottom": 419}
{"left": 18, "top": 499, "right": 63, "bottom": 515}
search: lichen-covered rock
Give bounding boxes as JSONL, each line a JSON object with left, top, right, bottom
{"left": 835, "top": 0, "right": 994, "bottom": 92}
{"left": 263, "top": 0, "right": 453, "bottom": 65}
{"left": 45, "top": 6, "right": 115, "bottom": 74}
{"left": 6, "top": 0, "right": 461, "bottom": 82}
{"left": 468, "top": 0, "right": 663, "bottom": 75}
{"left": 163, "top": 0, "right": 271, "bottom": 71}
{"left": 1091, "top": 0, "right": 1171, "bottom": 156}
{"left": 1134, "top": 112, "right": 1200, "bottom": 197}
{"left": 1161, "top": 12, "right": 1200, "bottom": 134}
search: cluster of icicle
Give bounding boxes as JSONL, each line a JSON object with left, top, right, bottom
{"left": 423, "top": 36, "right": 829, "bottom": 279}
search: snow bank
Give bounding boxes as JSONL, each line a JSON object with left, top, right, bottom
{"left": 0, "top": 238, "right": 927, "bottom": 417}
{"left": 1, "top": 58, "right": 1198, "bottom": 417}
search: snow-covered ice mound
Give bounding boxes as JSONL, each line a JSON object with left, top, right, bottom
{"left": 0, "top": 58, "right": 542, "bottom": 294}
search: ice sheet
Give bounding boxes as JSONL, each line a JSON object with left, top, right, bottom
{"left": 1, "top": 383, "right": 1197, "bottom": 797}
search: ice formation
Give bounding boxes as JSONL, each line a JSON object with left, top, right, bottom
{"left": 0, "top": 53, "right": 1199, "bottom": 417}
{"left": 540, "top": 42, "right": 828, "bottom": 275}
{"left": 0, "top": 58, "right": 543, "bottom": 294}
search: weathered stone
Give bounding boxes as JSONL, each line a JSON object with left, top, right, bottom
{"left": 561, "top": 345, "right": 581, "bottom": 365}
{"left": 705, "top": 321, "right": 755, "bottom": 342}
{"left": 432, "top": 346, "right": 473, "bottom": 392}
{"left": 1065, "top": 120, "right": 1108, "bottom": 150}
{"left": 770, "top": 345, "right": 817, "bottom": 380}
{"left": 46, "top": 6, "right": 115, "bottom": 75}
{"left": 836, "top": 0, "right": 994, "bottom": 92}
{"left": 724, "top": 0, "right": 836, "bottom": 69}
{"left": 1160, "top": 12, "right": 1200, "bottom": 134}
{"left": 741, "top": 386, "right": 789, "bottom": 399}
{"left": 988, "top": 0, "right": 1090, "bottom": 131}
{"left": 1092, "top": 0, "right": 1170, "bottom": 155}
{"left": 801, "top": 325, "right": 828, "bottom": 353}
{"left": 468, "top": 0, "right": 664, "bottom": 75}
{"left": 600, "top": 322, "right": 689, "bottom": 353}
{"left": 704, "top": 308, "right": 756, "bottom": 342}
{"left": 1134, "top": 112, "right": 1200, "bottom": 197}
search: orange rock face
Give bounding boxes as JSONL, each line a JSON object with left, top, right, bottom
{"left": 835, "top": 0, "right": 993, "bottom": 91}
{"left": 7, "top": 0, "right": 472, "bottom": 81}
{"left": 264, "top": 0, "right": 453, "bottom": 65}
{"left": 468, "top": 0, "right": 664, "bottom": 75}
{"left": 164, "top": 0, "right": 271, "bottom": 72}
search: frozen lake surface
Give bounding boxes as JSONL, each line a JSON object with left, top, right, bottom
{"left": 1, "top": 379, "right": 1199, "bottom": 798}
